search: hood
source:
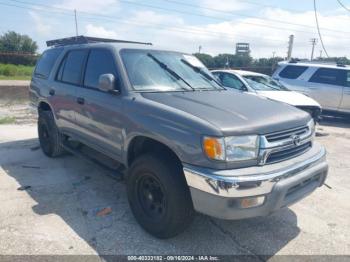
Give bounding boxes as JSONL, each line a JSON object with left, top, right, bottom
{"left": 256, "top": 91, "right": 321, "bottom": 108}
{"left": 142, "top": 91, "right": 311, "bottom": 135}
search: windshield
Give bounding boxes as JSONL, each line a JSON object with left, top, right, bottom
{"left": 243, "top": 75, "right": 289, "bottom": 91}
{"left": 120, "top": 49, "right": 224, "bottom": 92}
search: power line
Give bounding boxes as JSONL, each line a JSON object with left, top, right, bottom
{"left": 0, "top": 1, "right": 301, "bottom": 44}
{"left": 313, "top": 0, "right": 330, "bottom": 58}
{"left": 238, "top": 0, "right": 311, "bottom": 13}
{"left": 240, "top": 0, "right": 350, "bottom": 22}
{"left": 163, "top": 0, "right": 349, "bottom": 34}
{"left": 8, "top": 0, "right": 350, "bottom": 40}
{"left": 2, "top": 0, "right": 350, "bottom": 55}
{"left": 116, "top": 0, "right": 350, "bottom": 37}
{"left": 337, "top": 0, "right": 350, "bottom": 12}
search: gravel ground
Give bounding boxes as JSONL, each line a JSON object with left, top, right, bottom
{"left": 0, "top": 98, "right": 349, "bottom": 259}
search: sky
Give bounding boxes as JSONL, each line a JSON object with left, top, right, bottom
{"left": 1, "top": 0, "right": 350, "bottom": 58}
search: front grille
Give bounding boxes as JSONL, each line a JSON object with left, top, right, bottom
{"left": 260, "top": 124, "right": 313, "bottom": 165}
{"left": 266, "top": 142, "right": 312, "bottom": 164}
{"left": 265, "top": 126, "right": 309, "bottom": 143}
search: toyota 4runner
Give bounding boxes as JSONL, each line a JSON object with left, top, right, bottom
{"left": 30, "top": 36, "right": 328, "bottom": 239}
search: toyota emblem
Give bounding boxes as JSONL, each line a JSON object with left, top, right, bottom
{"left": 291, "top": 135, "right": 301, "bottom": 146}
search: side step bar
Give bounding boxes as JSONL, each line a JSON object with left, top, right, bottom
{"left": 62, "top": 141, "right": 124, "bottom": 181}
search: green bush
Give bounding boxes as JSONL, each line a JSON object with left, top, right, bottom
{"left": 0, "top": 63, "right": 34, "bottom": 78}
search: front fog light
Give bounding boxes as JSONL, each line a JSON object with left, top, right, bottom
{"left": 240, "top": 196, "right": 265, "bottom": 209}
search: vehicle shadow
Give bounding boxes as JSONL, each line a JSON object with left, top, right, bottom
{"left": 320, "top": 114, "right": 350, "bottom": 129}
{"left": 0, "top": 138, "right": 300, "bottom": 257}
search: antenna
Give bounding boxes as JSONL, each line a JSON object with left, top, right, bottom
{"left": 74, "top": 9, "right": 79, "bottom": 37}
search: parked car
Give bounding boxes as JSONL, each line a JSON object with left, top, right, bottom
{"left": 272, "top": 61, "right": 350, "bottom": 115}
{"left": 30, "top": 36, "right": 328, "bottom": 239}
{"left": 212, "top": 69, "right": 322, "bottom": 121}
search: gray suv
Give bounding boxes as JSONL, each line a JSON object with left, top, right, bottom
{"left": 30, "top": 36, "right": 328, "bottom": 239}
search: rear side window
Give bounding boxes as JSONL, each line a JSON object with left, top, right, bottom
{"left": 346, "top": 71, "right": 350, "bottom": 87}
{"left": 309, "top": 68, "right": 346, "bottom": 86}
{"left": 84, "top": 49, "right": 116, "bottom": 89}
{"left": 279, "top": 65, "right": 308, "bottom": 79}
{"left": 57, "top": 50, "right": 87, "bottom": 85}
{"left": 34, "top": 48, "right": 63, "bottom": 79}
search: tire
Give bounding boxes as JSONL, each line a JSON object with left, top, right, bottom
{"left": 127, "top": 153, "right": 194, "bottom": 239}
{"left": 38, "top": 110, "right": 65, "bottom": 157}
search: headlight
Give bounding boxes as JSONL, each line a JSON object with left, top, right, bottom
{"left": 203, "top": 135, "right": 259, "bottom": 162}
{"left": 307, "top": 119, "right": 315, "bottom": 136}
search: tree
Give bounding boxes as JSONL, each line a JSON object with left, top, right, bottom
{"left": 212, "top": 54, "right": 252, "bottom": 68}
{"left": 193, "top": 53, "right": 215, "bottom": 69}
{"left": 0, "top": 31, "right": 38, "bottom": 54}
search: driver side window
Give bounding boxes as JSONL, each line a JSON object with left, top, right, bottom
{"left": 221, "top": 73, "right": 245, "bottom": 91}
{"left": 84, "top": 49, "right": 117, "bottom": 90}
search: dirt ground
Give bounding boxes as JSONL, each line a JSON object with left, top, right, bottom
{"left": 0, "top": 86, "right": 349, "bottom": 258}
{"left": 0, "top": 83, "right": 36, "bottom": 125}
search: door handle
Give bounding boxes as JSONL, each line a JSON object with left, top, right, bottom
{"left": 76, "top": 97, "right": 85, "bottom": 105}
{"left": 49, "top": 89, "right": 55, "bottom": 96}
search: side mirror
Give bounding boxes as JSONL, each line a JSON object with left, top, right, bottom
{"left": 98, "top": 74, "right": 118, "bottom": 93}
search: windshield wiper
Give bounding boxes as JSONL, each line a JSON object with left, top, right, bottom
{"left": 147, "top": 53, "right": 195, "bottom": 91}
{"left": 180, "top": 59, "right": 224, "bottom": 89}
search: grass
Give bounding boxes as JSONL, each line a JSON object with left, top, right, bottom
{"left": 0, "top": 116, "right": 16, "bottom": 124}
{"left": 0, "top": 63, "right": 34, "bottom": 80}
{"left": 0, "top": 75, "right": 31, "bottom": 80}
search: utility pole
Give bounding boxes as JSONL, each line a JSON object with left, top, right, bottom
{"left": 287, "top": 35, "right": 294, "bottom": 60}
{"left": 272, "top": 51, "right": 276, "bottom": 59}
{"left": 74, "top": 9, "right": 79, "bottom": 37}
{"left": 319, "top": 50, "right": 323, "bottom": 59}
{"left": 310, "top": 38, "right": 318, "bottom": 61}
{"left": 198, "top": 45, "right": 202, "bottom": 54}
{"left": 225, "top": 56, "right": 230, "bottom": 69}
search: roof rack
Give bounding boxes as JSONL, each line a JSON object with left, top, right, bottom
{"left": 46, "top": 35, "right": 152, "bottom": 47}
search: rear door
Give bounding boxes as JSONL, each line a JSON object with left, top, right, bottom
{"left": 307, "top": 68, "right": 345, "bottom": 111}
{"left": 75, "top": 48, "right": 124, "bottom": 159}
{"left": 339, "top": 70, "right": 350, "bottom": 113}
{"left": 52, "top": 49, "right": 88, "bottom": 133}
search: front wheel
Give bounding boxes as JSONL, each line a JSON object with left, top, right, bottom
{"left": 127, "top": 153, "right": 194, "bottom": 239}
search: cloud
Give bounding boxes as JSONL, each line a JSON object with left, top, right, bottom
{"left": 28, "top": 11, "right": 52, "bottom": 36}
{"left": 85, "top": 24, "right": 118, "bottom": 38}
{"left": 30, "top": 4, "right": 350, "bottom": 58}
{"left": 122, "top": 8, "right": 350, "bottom": 58}
{"left": 129, "top": 10, "right": 184, "bottom": 26}
{"left": 198, "top": 0, "right": 251, "bottom": 14}
{"left": 54, "top": 0, "right": 118, "bottom": 13}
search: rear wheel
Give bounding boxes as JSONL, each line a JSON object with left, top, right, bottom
{"left": 38, "top": 110, "right": 65, "bottom": 157}
{"left": 127, "top": 153, "right": 194, "bottom": 239}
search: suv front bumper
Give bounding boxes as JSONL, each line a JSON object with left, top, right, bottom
{"left": 183, "top": 142, "right": 328, "bottom": 220}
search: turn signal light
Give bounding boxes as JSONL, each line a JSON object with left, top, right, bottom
{"left": 240, "top": 196, "right": 265, "bottom": 209}
{"left": 203, "top": 137, "right": 225, "bottom": 160}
